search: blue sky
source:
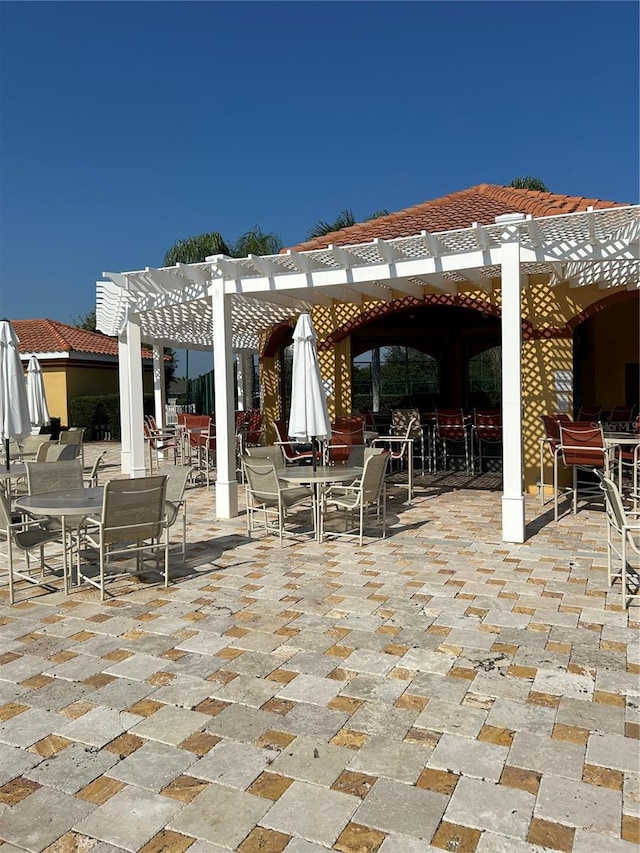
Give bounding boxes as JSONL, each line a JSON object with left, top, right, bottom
{"left": 1, "top": 1, "right": 638, "bottom": 376}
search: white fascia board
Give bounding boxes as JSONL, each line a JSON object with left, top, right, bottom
{"left": 21, "top": 351, "right": 69, "bottom": 361}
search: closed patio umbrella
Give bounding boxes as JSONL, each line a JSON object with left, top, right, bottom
{"left": 27, "top": 354, "right": 50, "bottom": 430}
{"left": 0, "top": 319, "right": 31, "bottom": 469}
{"left": 288, "top": 313, "right": 332, "bottom": 470}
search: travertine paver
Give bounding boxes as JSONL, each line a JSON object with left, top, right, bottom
{"left": 267, "top": 736, "right": 351, "bottom": 785}
{"left": 192, "top": 739, "right": 277, "bottom": 788}
{"left": 259, "top": 780, "right": 359, "bottom": 845}
{"left": 445, "top": 777, "right": 536, "bottom": 839}
{"left": 353, "top": 777, "right": 448, "bottom": 839}
{"left": 535, "top": 775, "right": 623, "bottom": 835}
{"left": 106, "top": 740, "right": 197, "bottom": 791}
{"left": 168, "top": 783, "right": 270, "bottom": 848}
{"left": 0, "top": 787, "right": 95, "bottom": 852}
{"left": 129, "top": 704, "right": 211, "bottom": 746}
{"left": 73, "top": 786, "right": 183, "bottom": 851}
{"left": 0, "top": 443, "right": 638, "bottom": 852}
{"left": 25, "top": 741, "right": 119, "bottom": 793}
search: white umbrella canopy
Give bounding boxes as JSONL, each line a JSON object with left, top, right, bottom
{"left": 0, "top": 319, "right": 31, "bottom": 469}
{"left": 288, "top": 313, "right": 331, "bottom": 468}
{"left": 27, "top": 354, "right": 50, "bottom": 429}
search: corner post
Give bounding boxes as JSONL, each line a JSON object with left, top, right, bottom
{"left": 124, "top": 314, "right": 146, "bottom": 478}
{"left": 153, "top": 341, "right": 166, "bottom": 431}
{"left": 211, "top": 280, "right": 238, "bottom": 517}
{"left": 498, "top": 213, "right": 526, "bottom": 543}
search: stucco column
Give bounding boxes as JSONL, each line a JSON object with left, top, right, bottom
{"left": 498, "top": 213, "right": 526, "bottom": 543}
{"left": 120, "top": 314, "right": 146, "bottom": 478}
{"left": 212, "top": 281, "right": 238, "bottom": 518}
{"left": 153, "top": 341, "right": 166, "bottom": 430}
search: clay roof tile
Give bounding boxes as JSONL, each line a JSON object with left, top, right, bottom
{"left": 12, "top": 319, "right": 154, "bottom": 359}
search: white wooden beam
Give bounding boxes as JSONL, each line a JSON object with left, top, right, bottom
{"left": 389, "top": 277, "right": 425, "bottom": 300}
{"left": 329, "top": 244, "right": 362, "bottom": 268}
{"left": 586, "top": 206, "right": 596, "bottom": 244}
{"left": 145, "top": 266, "right": 187, "bottom": 291}
{"left": 526, "top": 216, "right": 545, "bottom": 248}
{"left": 413, "top": 274, "right": 457, "bottom": 294}
{"left": 209, "top": 256, "right": 239, "bottom": 280}
{"left": 248, "top": 254, "right": 280, "bottom": 277}
{"left": 325, "top": 286, "right": 362, "bottom": 306}
{"left": 342, "top": 281, "right": 393, "bottom": 301}
{"left": 374, "top": 237, "right": 402, "bottom": 264}
{"left": 103, "top": 271, "right": 130, "bottom": 289}
{"left": 461, "top": 269, "right": 492, "bottom": 292}
{"left": 472, "top": 222, "right": 492, "bottom": 251}
{"left": 176, "top": 263, "right": 210, "bottom": 287}
{"left": 285, "top": 250, "right": 324, "bottom": 274}
{"left": 420, "top": 229, "right": 443, "bottom": 258}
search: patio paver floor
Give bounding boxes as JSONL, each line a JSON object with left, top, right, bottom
{"left": 0, "top": 442, "right": 638, "bottom": 852}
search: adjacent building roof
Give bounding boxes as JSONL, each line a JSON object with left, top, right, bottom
{"left": 290, "top": 183, "right": 627, "bottom": 252}
{"left": 13, "top": 319, "right": 154, "bottom": 359}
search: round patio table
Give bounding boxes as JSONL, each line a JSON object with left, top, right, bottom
{"left": 15, "top": 488, "right": 103, "bottom": 593}
{"left": 279, "top": 466, "right": 362, "bottom": 541}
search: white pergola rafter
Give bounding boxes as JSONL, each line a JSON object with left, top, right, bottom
{"left": 96, "top": 205, "right": 639, "bottom": 542}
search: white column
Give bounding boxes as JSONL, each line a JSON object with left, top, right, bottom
{"left": 153, "top": 341, "right": 166, "bottom": 429}
{"left": 498, "top": 213, "right": 526, "bottom": 543}
{"left": 212, "top": 281, "right": 238, "bottom": 517}
{"left": 125, "top": 314, "right": 146, "bottom": 478}
{"left": 118, "top": 335, "right": 131, "bottom": 475}
{"left": 235, "top": 352, "right": 244, "bottom": 411}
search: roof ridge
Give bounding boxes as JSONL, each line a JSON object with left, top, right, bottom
{"left": 288, "top": 183, "right": 628, "bottom": 253}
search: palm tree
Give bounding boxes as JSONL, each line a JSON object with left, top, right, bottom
{"left": 509, "top": 176, "right": 549, "bottom": 192}
{"left": 163, "top": 227, "right": 282, "bottom": 267}
{"left": 307, "top": 208, "right": 389, "bottom": 240}
{"left": 163, "top": 226, "right": 283, "bottom": 409}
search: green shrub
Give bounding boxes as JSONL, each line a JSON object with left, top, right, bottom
{"left": 69, "top": 394, "right": 155, "bottom": 441}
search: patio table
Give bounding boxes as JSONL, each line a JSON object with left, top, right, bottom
{"left": 15, "top": 487, "right": 103, "bottom": 593}
{"left": 279, "top": 466, "right": 363, "bottom": 541}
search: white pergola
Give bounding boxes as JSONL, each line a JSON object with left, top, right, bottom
{"left": 96, "top": 205, "right": 639, "bottom": 543}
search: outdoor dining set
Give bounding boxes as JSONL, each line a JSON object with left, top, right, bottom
{"left": 2, "top": 310, "right": 639, "bottom": 609}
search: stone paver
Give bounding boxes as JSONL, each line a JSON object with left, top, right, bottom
{"left": 0, "top": 442, "right": 637, "bottom": 852}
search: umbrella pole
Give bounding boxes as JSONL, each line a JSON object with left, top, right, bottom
{"left": 312, "top": 437, "right": 317, "bottom": 472}
{"left": 5, "top": 438, "right": 9, "bottom": 471}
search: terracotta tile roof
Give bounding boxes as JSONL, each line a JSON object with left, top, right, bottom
{"left": 12, "top": 319, "right": 154, "bottom": 359}
{"left": 289, "top": 183, "right": 627, "bottom": 251}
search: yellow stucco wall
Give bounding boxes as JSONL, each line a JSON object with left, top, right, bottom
{"left": 259, "top": 277, "right": 637, "bottom": 495}
{"left": 39, "top": 361, "right": 154, "bottom": 426}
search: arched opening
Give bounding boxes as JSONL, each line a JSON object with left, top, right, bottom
{"left": 349, "top": 302, "right": 501, "bottom": 412}
{"left": 572, "top": 292, "right": 639, "bottom": 416}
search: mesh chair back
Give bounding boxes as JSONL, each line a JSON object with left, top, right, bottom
{"left": 26, "top": 460, "right": 83, "bottom": 494}
{"left": 392, "top": 409, "right": 422, "bottom": 439}
{"left": 59, "top": 429, "right": 84, "bottom": 448}
{"left": 474, "top": 411, "right": 502, "bottom": 441}
{"left": 360, "top": 451, "right": 391, "bottom": 502}
{"left": 39, "top": 443, "right": 79, "bottom": 462}
{"left": 100, "top": 476, "right": 167, "bottom": 545}
{"left": 21, "top": 435, "right": 52, "bottom": 459}
{"left": 165, "top": 466, "right": 194, "bottom": 503}
{"left": 328, "top": 426, "right": 365, "bottom": 464}
{"left": 436, "top": 409, "right": 466, "bottom": 440}
{"left": 273, "top": 420, "right": 313, "bottom": 463}
{"left": 559, "top": 424, "right": 606, "bottom": 468}
{"left": 242, "top": 457, "right": 281, "bottom": 501}
{"left": 576, "top": 406, "right": 602, "bottom": 423}
{"left": 246, "top": 445, "right": 285, "bottom": 470}
{"left": 599, "top": 473, "right": 627, "bottom": 535}
{"left": 609, "top": 405, "right": 636, "bottom": 423}
{"left": 245, "top": 410, "right": 264, "bottom": 446}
